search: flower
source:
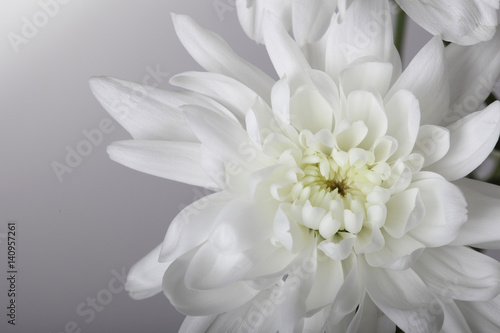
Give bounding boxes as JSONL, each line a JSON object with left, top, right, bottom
{"left": 237, "top": 0, "right": 499, "bottom": 46}
{"left": 90, "top": 0, "right": 500, "bottom": 331}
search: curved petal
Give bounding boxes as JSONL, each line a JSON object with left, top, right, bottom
{"left": 412, "top": 125, "right": 450, "bottom": 168}
{"left": 413, "top": 246, "right": 500, "bottom": 301}
{"left": 159, "top": 191, "right": 232, "bottom": 262}
{"left": 386, "top": 36, "right": 449, "bottom": 126}
{"left": 451, "top": 178, "right": 500, "bottom": 249}
{"left": 305, "top": 258, "right": 343, "bottom": 313}
{"left": 89, "top": 76, "right": 198, "bottom": 142}
{"left": 444, "top": 29, "right": 500, "bottom": 125}
{"left": 383, "top": 188, "right": 426, "bottom": 238}
{"left": 440, "top": 301, "right": 472, "bottom": 333}
{"left": 172, "top": 14, "right": 274, "bottom": 102}
{"left": 426, "top": 101, "right": 500, "bottom": 181}
{"left": 384, "top": 89, "right": 421, "bottom": 161}
{"left": 364, "top": 233, "right": 425, "bottom": 271}
{"left": 107, "top": 140, "right": 218, "bottom": 189}
{"left": 395, "top": 0, "right": 499, "bottom": 45}
{"left": 208, "top": 198, "right": 274, "bottom": 254}
{"left": 125, "top": 244, "right": 171, "bottom": 300}
{"left": 179, "top": 316, "right": 217, "bottom": 333}
{"left": 407, "top": 175, "right": 468, "bottom": 247}
{"left": 170, "top": 71, "right": 263, "bottom": 124}
{"left": 289, "top": 85, "right": 333, "bottom": 133}
{"left": 163, "top": 251, "right": 260, "bottom": 316}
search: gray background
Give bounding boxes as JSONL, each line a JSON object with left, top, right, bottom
{"left": 1, "top": 1, "right": 499, "bottom": 332}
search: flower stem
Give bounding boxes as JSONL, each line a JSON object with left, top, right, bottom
{"left": 394, "top": 8, "right": 407, "bottom": 58}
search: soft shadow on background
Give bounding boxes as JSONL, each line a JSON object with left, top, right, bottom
{"left": 1, "top": 1, "right": 499, "bottom": 332}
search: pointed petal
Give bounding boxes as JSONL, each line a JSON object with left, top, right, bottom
{"left": 426, "top": 101, "right": 500, "bottom": 181}
{"left": 125, "top": 244, "right": 171, "bottom": 300}
{"left": 451, "top": 178, "right": 500, "bottom": 249}
{"left": 89, "top": 76, "right": 198, "bottom": 142}
{"left": 444, "top": 30, "right": 500, "bottom": 125}
{"left": 172, "top": 14, "right": 274, "bottom": 102}
{"left": 396, "top": 0, "right": 499, "bottom": 45}
{"left": 386, "top": 36, "right": 449, "bottom": 126}
{"left": 107, "top": 140, "right": 218, "bottom": 189}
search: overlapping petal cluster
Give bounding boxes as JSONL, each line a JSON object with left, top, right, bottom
{"left": 91, "top": 0, "right": 500, "bottom": 332}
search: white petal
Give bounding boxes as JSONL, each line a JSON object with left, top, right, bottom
{"left": 263, "top": 12, "right": 312, "bottom": 89}
{"left": 451, "top": 178, "right": 500, "bottom": 249}
{"left": 440, "top": 301, "right": 472, "bottom": 333}
{"left": 348, "top": 295, "right": 396, "bottom": 333}
{"left": 318, "top": 234, "right": 356, "bottom": 261}
{"left": 386, "top": 36, "right": 449, "bottom": 126}
{"left": 170, "top": 71, "right": 263, "bottom": 124}
{"left": 364, "top": 233, "right": 425, "bottom": 270}
{"left": 235, "top": 0, "right": 292, "bottom": 44}
{"left": 456, "top": 295, "right": 500, "bottom": 332}
{"left": 163, "top": 251, "right": 259, "bottom": 316}
{"left": 209, "top": 198, "right": 273, "bottom": 254}
{"left": 107, "top": 140, "right": 218, "bottom": 189}
{"left": 346, "top": 90, "right": 388, "bottom": 149}
{"left": 183, "top": 105, "right": 272, "bottom": 171}
{"left": 179, "top": 316, "right": 217, "bottom": 333}
{"left": 274, "top": 203, "right": 310, "bottom": 253}
{"left": 412, "top": 125, "right": 450, "bottom": 167}
{"left": 426, "top": 101, "right": 500, "bottom": 181}
{"left": 396, "top": 0, "right": 499, "bottom": 45}
{"left": 360, "top": 258, "right": 444, "bottom": 333}
{"left": 413, "top": 246, "right": 500, "bottom": 301}
{"left": 408, "top": 175, "right": 468, "bottom": 247}
{"left": 384, "top": 90, "right": 421, "bottom": 161}
{"left": 444, "top": 29, "right": 500, "bottom": 125}
{"left": 89, "top": 76, "right": 198, "bottom": 142}
{"left": 340, "top": 61, "right": 394, "bottom": 98}
{"left": 291, "top": 0, "right": 337, "bottom": 46}
{"left": 159, "top": 191, "right": 232, "bottom": 262}
{"left": 184, "top": 240, "right": 277, "bottom": 290}
{"left": 327, "top": 255, "right": 364, "bottom": 325}
{"left": 172, "top": 14, "right": 274, "bottom": 102}
{"left": 325, "top": 0, "right": 400, "bottom": 81}
{"left": 384, "top": 188, "right": 426, "bottom": 238}
{"left": 289, "top": 85, "right": 333, "bottom": 133}
{"left": 306, "top": 259, "right": 343, "bottom": 313}
{"left": 125, "top": 244, "right": 171, "bottom": 300}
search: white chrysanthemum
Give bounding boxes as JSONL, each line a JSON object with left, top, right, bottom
{"left": 237, "top": 0, "right": 499, "bottom": 46}
{"left": 91, "top": 0, "right": 500, "bottom": 332}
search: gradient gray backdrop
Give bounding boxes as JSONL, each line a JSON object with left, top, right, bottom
{"left": 1, "top": 1, "right": 499, "bottom": 332}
